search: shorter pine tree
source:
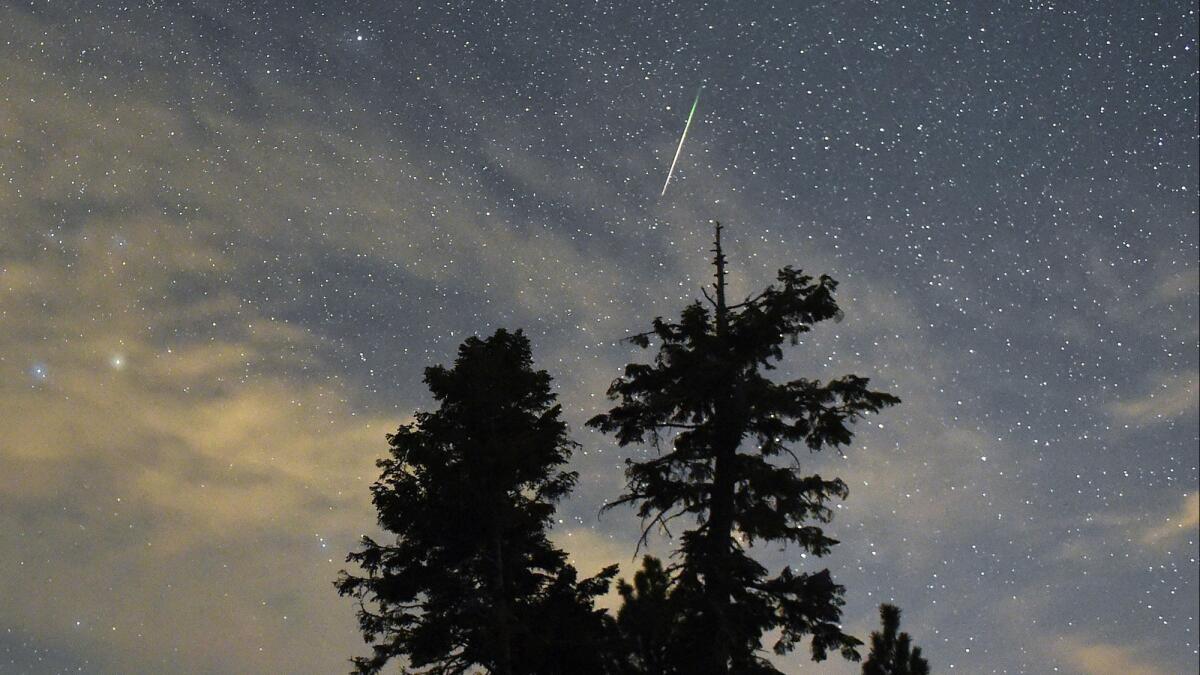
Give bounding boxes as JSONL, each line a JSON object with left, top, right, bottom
{"left": 337, "top": 329, "right": 618, "bottom": 674}
{"left": 615, "top": 556, "right": 677, "bottom": 674}
{"left": 862, "top": 604, "right": 930, "bottom": 675}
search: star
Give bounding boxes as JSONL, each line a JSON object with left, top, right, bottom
{"left": 28, "top": 362, "right": 48, "bottom": 382}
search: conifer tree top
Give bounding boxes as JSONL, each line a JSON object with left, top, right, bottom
{"left": 589, "top": 224, "right": 900, "bottom": 672}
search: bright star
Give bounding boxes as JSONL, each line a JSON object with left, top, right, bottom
{"left": 29, "top": 362, "right": 48, "bottom": 382}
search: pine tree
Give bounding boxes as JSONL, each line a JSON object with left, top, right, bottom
{"left": 862, "top": 604, "right": 930, "bottom": 675}
{"left": 615, "top": 556, "right": 677, "bottom": 675}
{"left": 589, "top": 223, "right": 900, "bottom": 674}
{"left": 337, "top": 329, "right": 619, "bottom": 675}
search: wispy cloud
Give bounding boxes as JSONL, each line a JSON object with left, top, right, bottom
{"left": 1053, "top": 636, "right": 1170, "bottom": 675}
{"left": 1142, "top": 491, "right": 1200, "bottom": 546}
{"left": 1110, "top": 374, "right": 1199, "bottom": 427}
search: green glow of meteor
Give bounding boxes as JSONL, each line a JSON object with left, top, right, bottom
{"left": 660, "top": 87, "right": 702, "bottom": 197}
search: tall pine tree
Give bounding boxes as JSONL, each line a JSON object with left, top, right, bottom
{"left": 589, "top": 223, "right": 900, "bottom": 674}
{"left": 337, "top": 329, "right": 618, "bottom": 675}
{"left": 862, "top": 604, "right": 930, "bottom": 675}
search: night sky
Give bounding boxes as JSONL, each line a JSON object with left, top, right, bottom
{"left": 1, "top": 1, "right": 1197, "bottom": 673}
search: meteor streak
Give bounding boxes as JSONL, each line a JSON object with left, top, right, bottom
{"left": 660, "top": 87, "right": 702, "bottom": 196}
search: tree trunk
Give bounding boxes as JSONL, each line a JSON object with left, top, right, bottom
{"left": 704, "top": 425, "right": 737, "bottom": 675}
{"left": 702, "top": 220, "right": 736, "bottom": 674}
{"left": 493, "top": 530, "right": 513, "bottom": 675}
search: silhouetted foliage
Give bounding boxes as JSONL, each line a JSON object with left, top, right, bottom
{"left": 616, "top": 556, "right": 678, "bottom": 674}
{"left": 589, "top": 224, "right": 900, "bottom": 674}
{"left": 337, "top": 329, "right": 620, "bottom": 675}
{"left": 862, "top": 604, "right": 930, "bottom": 675}
{"left": 522, "top": 563, "right": 624, "bottom": 675}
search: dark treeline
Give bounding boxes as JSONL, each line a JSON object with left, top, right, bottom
{"left": 337, "top": 224, "right": 930, "bottom": 674}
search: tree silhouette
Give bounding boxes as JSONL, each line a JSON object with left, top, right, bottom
{"left": 615, "top": 556, "right": 678, "bottom": 674}
{"left": 337, "top": 329, "right": 619, "bottom": 675}
{"left": 589, "top": 223, "right": 900, "bottom": 674}
{"left": 862, "top": 604, "right": 930, "bottom": 675}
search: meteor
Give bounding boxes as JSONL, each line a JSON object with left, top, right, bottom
{"left": 660, "top": 87, "right": 702, "bottom": 197}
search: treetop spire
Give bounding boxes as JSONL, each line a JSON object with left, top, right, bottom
{"left": 712, "top": 220, "right": 728, "bottom": 335}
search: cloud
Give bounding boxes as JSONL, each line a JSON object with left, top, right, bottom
{"left": 0, "top": 155, "right": 395, "bottom": 671}
{"left": 1053, "top": 636, "right": 1170, "bottom": 675}
{"left": 1142, "top": 492, "right": 1200, "bottom": 547}
{"left": 1048, "top": 490, "right": 1199, "bottom": 566}
{"left": 0, "top": 373, "right": 391, "bottom": 673}
{"left": 1110, "top": 373, "right": 1199, "bottom": 427}
{"left": 1151, "top": 266, "right": 1200, "bottom": 306}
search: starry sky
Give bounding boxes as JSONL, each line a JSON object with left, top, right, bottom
{"left": 1, "top": 1, "right": 1196, "bottom": 673}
